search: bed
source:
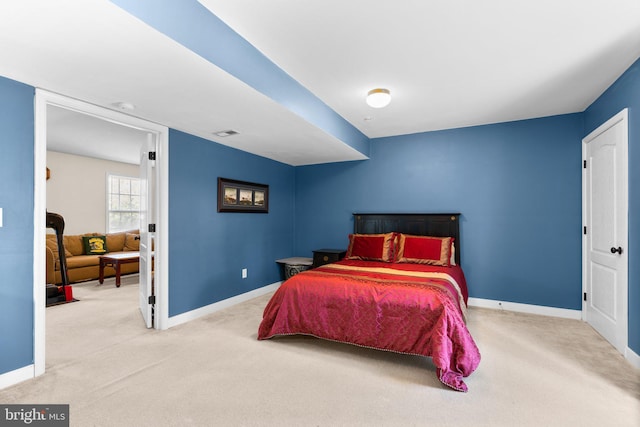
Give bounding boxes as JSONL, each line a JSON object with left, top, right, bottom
{"left": 258, "top": 213, "right": 481, "bottom": 392}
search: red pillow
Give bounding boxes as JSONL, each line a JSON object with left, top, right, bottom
{"left": 345, "top": 233, "right": 396, "bottom": 262}
{"left": 395, "top": 234, "right": 452, "bottom": 266}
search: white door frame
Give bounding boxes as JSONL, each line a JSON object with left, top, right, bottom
{"left": 581, "top": 108, "right": 628, "bottom": 355}
{"left": 33, "top": 89, "right": 170, "bottom": 378}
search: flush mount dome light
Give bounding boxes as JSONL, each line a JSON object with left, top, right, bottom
{"left": 366, "top": 88, "right": 391, "bottom": 108}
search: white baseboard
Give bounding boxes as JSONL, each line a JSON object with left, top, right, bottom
{"left": 166, "top": 282, "right": 281, "bottom": 329}
{"left": 626, "top": 347, "right": 640, "bottom": 369}
{"left": 467, "top": 297, "right": 582, "bottom": 320}
{"left": 0, "top": 364, "right": 34, "bottom": 391}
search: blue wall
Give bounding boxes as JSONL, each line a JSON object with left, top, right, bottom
{"left": 0, "top": 77, "right": 35, "bottom": 374}
{"left": 1, "top": 55, "right": 637, "bottom": 381}
{"left": 168, "top": 130, "right": 295, "bottom": 316}
{"left": 295, "top": 114, "right": 583, "bottom": 310}
{"left": 584, "top": 57, "right": 640, "bottom": 354}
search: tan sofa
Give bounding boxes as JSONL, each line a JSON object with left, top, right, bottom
{"left": 46, "top": 230, "right": 140, "bottom": 285}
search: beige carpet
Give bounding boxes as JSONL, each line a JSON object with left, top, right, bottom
{"left": 1, "top": 276, "right": 639, "bottom": 427}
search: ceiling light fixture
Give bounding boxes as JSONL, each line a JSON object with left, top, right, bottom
{"left": 366, "top": 88, "right": 391, "bottom": 108}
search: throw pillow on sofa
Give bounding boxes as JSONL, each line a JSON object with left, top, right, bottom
{"left": 82, "top": 235, "right": 108, "bottom": 254}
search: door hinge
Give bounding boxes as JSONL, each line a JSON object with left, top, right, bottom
{"left": 148, "top": 223, "right": 156, "bottom": 233}
{"left": 148, "top": 295, "right": 156, "bottom": 305}
{"left": 149, "top": 151, "right": 156, "bottom": 161}
{"left": 583, "top": 292, "right": 587, "bottom": 302}
{"left": 584, "top": 226, "right": 587, "bottom": 235}
{"left": 583, "top": 160, "right": 587, "bottom": 168}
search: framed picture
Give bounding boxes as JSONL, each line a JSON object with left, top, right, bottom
{"left": 217, "top": 177, "right": 269, "bottom": 213}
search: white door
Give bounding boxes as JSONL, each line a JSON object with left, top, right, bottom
{"left": 139, "top": 134, "right": 156, "bottom": 328}
{"left": 583, "top": 109, "right": 628, "bottom": 354}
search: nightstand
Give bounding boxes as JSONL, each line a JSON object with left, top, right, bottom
{"left": 312, "top": 249, "right": 346, "bottom": 268}
{"left": 276, "top": 257, "right": 313, "bottom": 279}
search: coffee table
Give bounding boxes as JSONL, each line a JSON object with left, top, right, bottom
{"left": 99, "top": 252, "right": 140, "bottom": 287}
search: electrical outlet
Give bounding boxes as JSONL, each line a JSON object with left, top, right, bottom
{"left": 242, "top": 268, "right": 247, "bottom": 279}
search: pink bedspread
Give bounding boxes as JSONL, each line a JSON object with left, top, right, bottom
{"left": 258, "top": 260, "right": 481, "bottom": 392}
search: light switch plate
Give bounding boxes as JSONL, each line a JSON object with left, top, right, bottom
{"left": 0, "top": 208, "right": 3, "bottom": 227}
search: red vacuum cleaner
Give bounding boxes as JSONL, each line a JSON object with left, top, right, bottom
{"left": 46, "top": 211, "right": 73, "bottom": 306}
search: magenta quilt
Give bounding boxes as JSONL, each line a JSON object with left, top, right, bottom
{"left": 258, "top": 260, "right": 481, "bottom": 392}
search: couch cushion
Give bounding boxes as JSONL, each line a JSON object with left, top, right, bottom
{"left": 64, "top": 235, "right": 85, "bottom": 256}
{"left": 107, "top": 232, "right": 126, "bottom": 252}
{"left": 66, "top": 255, "right": 100, "bottom": 269}
{"left": 46, "top": 234, "right": 73, "bottom": 258}
{"left": 123, "top": 233, "right": 140, "bottom": 251}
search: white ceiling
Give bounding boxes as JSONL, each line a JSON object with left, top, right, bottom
{"left": 202, "top": 0, "right": 640, "bottom": 137}
{"left": 1, "top": 0, "right": 640, "bottom": 166}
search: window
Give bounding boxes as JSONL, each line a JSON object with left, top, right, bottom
{"left": 107, "top": 174, "right": 141, "bottom": 233}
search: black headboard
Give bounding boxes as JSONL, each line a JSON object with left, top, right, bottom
{"left": 353, "top": 213, "right": 461, "bottom": 265}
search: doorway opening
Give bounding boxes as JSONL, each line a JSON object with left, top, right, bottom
{"left": 34, "top": 90, "right": 169, "bottom": 377}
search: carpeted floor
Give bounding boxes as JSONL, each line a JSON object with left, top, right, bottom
{"left": 1, "top": 276, "right": 638, "bottom": 426}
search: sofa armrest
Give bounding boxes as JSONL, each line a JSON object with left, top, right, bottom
{"left": 45, "top": 246, "right": 55, "bottom": 284}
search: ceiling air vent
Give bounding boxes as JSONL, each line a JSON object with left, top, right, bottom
{"left": 214, "top": 130, "right": 239, "bottom": 137}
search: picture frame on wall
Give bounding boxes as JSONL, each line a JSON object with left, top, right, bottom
{"left": 217, "top": 177, "right": 269, "bottom": 213}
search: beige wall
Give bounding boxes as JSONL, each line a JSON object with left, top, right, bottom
{"left": 46, "top": 151, "right": 139, "bottom": 235}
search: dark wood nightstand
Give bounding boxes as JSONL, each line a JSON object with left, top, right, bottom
{"left": 312, "top": 249, "right": 346, "bottom": 268}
